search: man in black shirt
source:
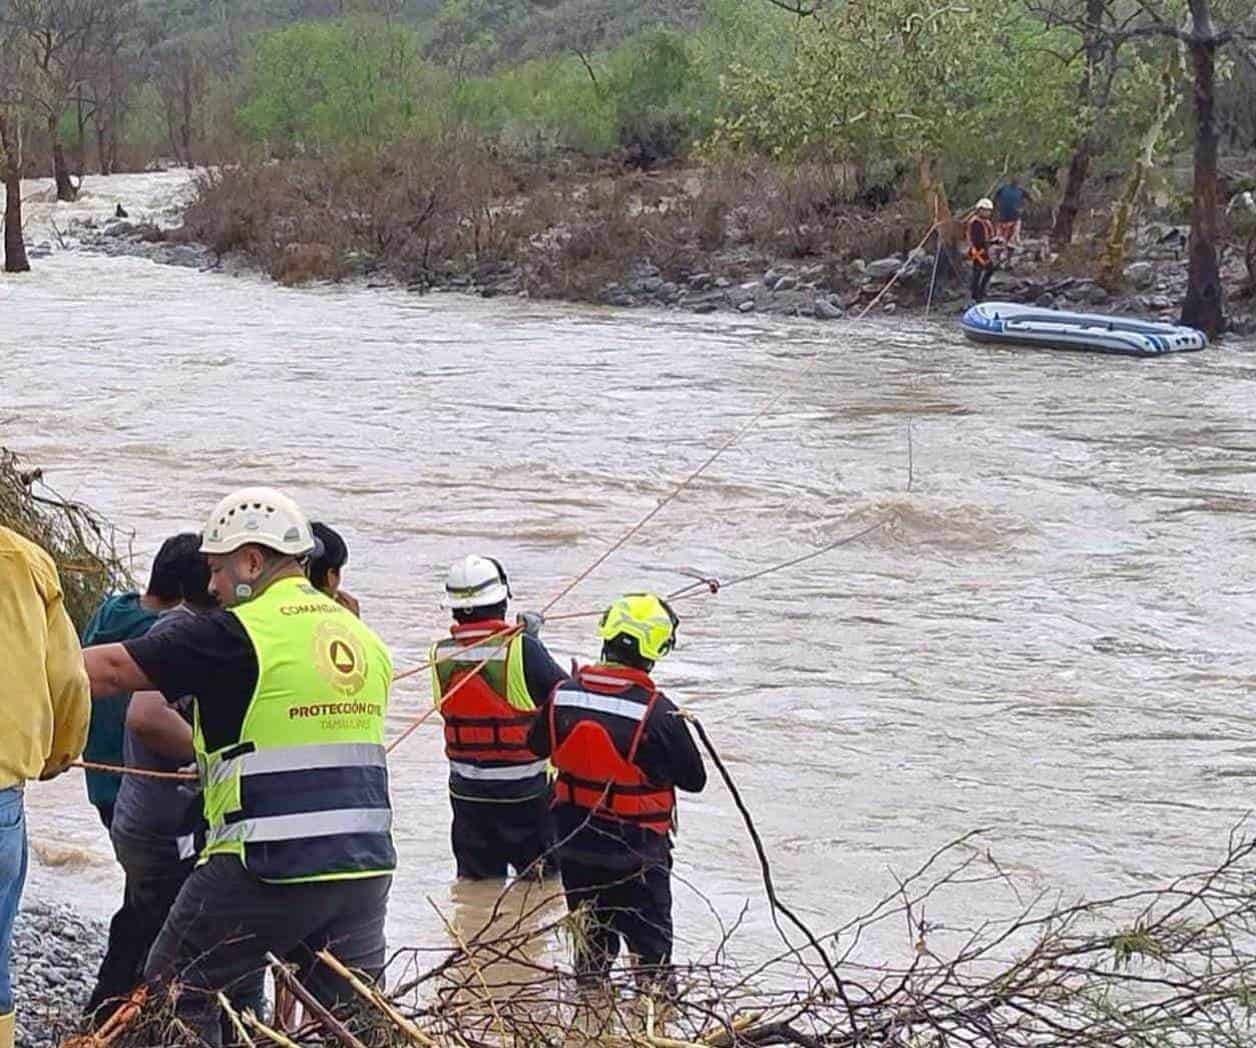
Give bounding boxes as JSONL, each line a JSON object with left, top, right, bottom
{"left": 82, "top": 487, "right": 396, "bottom": 1043}
{"left": 527, "top": 593, "right": 705, "bottom": 989}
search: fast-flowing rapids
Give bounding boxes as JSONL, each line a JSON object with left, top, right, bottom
{"left": 5, "top": 171, "right": 1256, "bottom": 973}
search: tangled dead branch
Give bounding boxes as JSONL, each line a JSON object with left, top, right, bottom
{"left": 92, "top": 825, "right": 1256, "bottom": 1047}
{"left": 0, "top": 446, "right": 135, "bottom": 630}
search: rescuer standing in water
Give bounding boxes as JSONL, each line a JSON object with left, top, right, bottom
{"left": 432, "top": 555, "right": 567, "bottom": 879}
{"left": 527, "top": 593, "right": 706, "bottom": 990}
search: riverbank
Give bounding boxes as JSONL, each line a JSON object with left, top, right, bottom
{"left": 10, "top": 895, "right": 106, "bottom": 1048}
{"left": 46, "top": 159, "right": 1256, "bottom": 335}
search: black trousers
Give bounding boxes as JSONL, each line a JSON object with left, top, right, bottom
{"left": 85, "top": 834, "right": 195, "bottom": 1021}
{"left": 145, "top": 855, "right": 390, "bottom": 1045}
{"left": 451, "top": 793, "right": 556, "bottom": 880}
{"left": 971, "top": 259, "right": 994, "bottom": 301}
{"left": 560, "top": 859, "right": 673, "bottom": 984}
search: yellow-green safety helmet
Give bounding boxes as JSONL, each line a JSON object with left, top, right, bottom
{"left": 598, "top": 592, "right": 679, "bottom": 663}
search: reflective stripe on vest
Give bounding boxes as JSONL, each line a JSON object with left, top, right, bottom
{"left": 196, "top": 575, "right": 396, "bottom": 883}
{"left": 553, "top": 690, "right": 649, "bottom": 722}
{"left": 206, "top": 742, "right": 387, "bottom": 788}
{"left": 449, "top": 758, "right": 549, "bottom": 782}
{"left": 207, "top": 808, "right": 393, "bottom": 846}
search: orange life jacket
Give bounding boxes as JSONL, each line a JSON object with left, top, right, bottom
{"left": 548, "top": 665, "right": 675, "bottom": 836}
{"left": 967, "top": 214, "right": 994, "bottom": 265}
{"left": 434, "top": 621, "right": 541, "bottom": 772}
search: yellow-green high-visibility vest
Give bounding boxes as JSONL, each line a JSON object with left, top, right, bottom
{"left": 197, "top": 575, "right": 395, "bottom": 883}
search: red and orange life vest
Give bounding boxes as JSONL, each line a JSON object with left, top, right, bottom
{"left": 432, "top": 621, "right": 547, "bottom": 798}
{"left": 547, "top": 665, "right": 675, "bottom": 836}
{"left": 967, "top": 214, "right": 995, "bottom": 266}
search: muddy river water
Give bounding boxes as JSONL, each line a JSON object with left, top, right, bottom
{"left": 4, "top": 171, "right": 1256, "bottom": 975}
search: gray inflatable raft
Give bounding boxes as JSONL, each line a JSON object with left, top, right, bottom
{"left": 961, "top": 301, "right": 1206, "bottom": 357}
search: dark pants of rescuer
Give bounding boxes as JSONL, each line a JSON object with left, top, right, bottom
{"left": 560, "top": 859, "right": 673, "bottom": 983}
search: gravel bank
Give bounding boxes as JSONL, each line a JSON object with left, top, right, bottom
{"left": 10, "top": 898, "right": 107, "bottom": 1048}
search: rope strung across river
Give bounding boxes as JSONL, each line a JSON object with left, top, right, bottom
{"left": 73, "top": 226, "right": 933, "bottom": 781}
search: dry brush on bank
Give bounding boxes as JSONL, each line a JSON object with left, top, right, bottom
{"left": 175, "top": 143, "right": 928, "bottom": 303}
{"left": 88, "top": 826, "right": 1256, "bottom": 1047}
{"left": 0, "top": 447, "right": 133, "bottom": 630}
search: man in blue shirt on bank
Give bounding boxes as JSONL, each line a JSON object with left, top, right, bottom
{"left": 993, "top": 177, "right": 1031, "bottom": 248}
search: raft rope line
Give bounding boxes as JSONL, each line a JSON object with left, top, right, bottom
{"left": 74, "top": 227, "right": 932, "bottom": 781}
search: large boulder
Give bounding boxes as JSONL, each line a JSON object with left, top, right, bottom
{"left": 1125, "top": 261, "right": 1156, "bottom": 290}
{"left": 865, "top": 255, "right": 903, "bottom": 280}
{"left": 814, "top": 296, "right": 844, "bottom": 320}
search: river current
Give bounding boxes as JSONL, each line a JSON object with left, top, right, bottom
{"left": 4, "top": 170, "right": 1256, "bottom": 974}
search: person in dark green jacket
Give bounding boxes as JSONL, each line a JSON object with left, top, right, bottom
{"left": 79, "top": 534, "right": 195, "bottom": 828}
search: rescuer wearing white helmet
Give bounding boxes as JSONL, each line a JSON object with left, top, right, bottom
{"left": 430, "top": 554, "right": 568, "bottom": 880}
{"left": 525, "top": 593, "right": 706, "bottom": 991}
{"left": 967, "top": 197, "right": 999, "bottom": 303}
{"left": 82, "top": 487, "right": 395, "bottom": 1042}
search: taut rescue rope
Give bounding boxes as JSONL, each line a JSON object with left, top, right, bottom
{"left": 78, "top": 224, "right": 934, "bottom": 780}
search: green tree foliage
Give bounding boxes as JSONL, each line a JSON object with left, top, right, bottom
{"left": 237, "top": 18, "right": 437, "bottom": 147}
{"left": 711, "top": 0, "right": 1079, "bottom": 195}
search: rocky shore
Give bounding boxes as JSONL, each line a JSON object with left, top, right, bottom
{"left": 10, "top": 899, "right": 107, "bottom": 1048}
{"left": 66, "top": 213, "right": 1256, "bottom": 335}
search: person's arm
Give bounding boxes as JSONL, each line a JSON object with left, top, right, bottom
{"left": 521, "top": 635, "right": 570, "bottom": 706}
{"left": 126, "top": 691, "right": 194, "bottom": 761}
{"left": 121, "top": 610, "right": 255, "bottom": 706}
{"left": 525, "top": 694, "right": 554, "bottom": 758}
{"left": 640, "top": 696, "right": 707, "bottom": 794}
{"left": 41, "top": 587, "right": 91, "bottom": 779}
{"left": 83, "top": 643, "right": 154, "bottom": 697}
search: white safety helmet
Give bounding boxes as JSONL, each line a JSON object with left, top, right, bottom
{"left": 200, "top": 487, "right": 316, "bottom": 557}
{"left": 444, "top": 554, "right": 511, "bottom": 609}
{"left": 976, "top": 198, "right": 994, "bottom": 211}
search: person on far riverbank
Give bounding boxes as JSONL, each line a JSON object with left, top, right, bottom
{"left": 967, "top": 198, "right": 999, "bottom": 303}
{"left": 0, "top": 525, "right": 91, "bottom": 1048}
{"left": 993, "top": 177, "right": 1031, "bottom": 248}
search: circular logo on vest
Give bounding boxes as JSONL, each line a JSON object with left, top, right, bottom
{"left": 312, "top": 620, "right": 368, "bottom": 696}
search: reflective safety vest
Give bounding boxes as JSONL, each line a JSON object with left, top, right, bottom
{"left": 967, "top": 215, "right": 994, "bottom": 265}
{"left": 197, "top": 575, "right": 396, "bottom": 884}
{"left": 547, "top": 665, "right": 675, "bottom": 836}
{"left": 431, "top": 621, "right": 547, "bottom": 801}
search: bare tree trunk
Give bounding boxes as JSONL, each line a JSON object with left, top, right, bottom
{"left": 917, "top": 154, "right": 954, "bottom": 234}
{"left": 1098, "top": 61, "right": 1176, "bottom": 288}
{"left": 108, "top": 91, "right": 120, "bottom": 173}
{"left": 0, "top": 115, "right": 30, "bottom": 273}
{"left": 179, "top": 72, "right": 194, "bottom": 169}
{"left": 1052, "top": 0, "right": 1104, "bottom": 248}
{"left": 95, "top": 116, "right": 110, "bottom": 175}
{"left": 1054, "top": 142, "right": 1092, "bottom": 249}
{"left": 75, "top": 93, "right": 88, "bottom": 177}
{"left": 49, "top": 115, "right": 77, "bottom": 202}
{"left": 1179, "top": 7, "right": 1224, "bottom": 335}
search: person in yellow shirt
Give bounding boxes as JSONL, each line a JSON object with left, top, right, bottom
{"left": 0, "top": 525, "right": 91, "bottom": 1048}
